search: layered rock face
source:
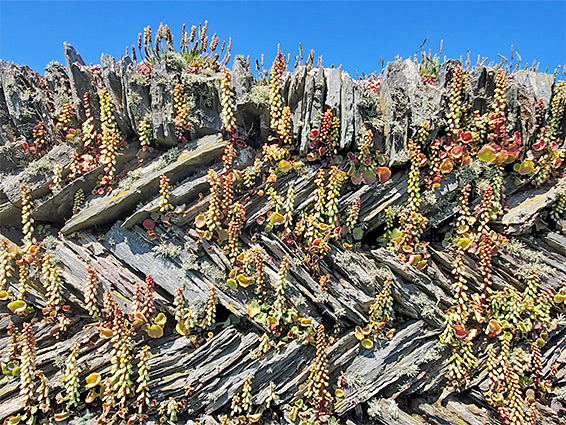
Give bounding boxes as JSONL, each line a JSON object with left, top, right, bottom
{"left": 1, "top": 30, "right": 566, "bottom": 425}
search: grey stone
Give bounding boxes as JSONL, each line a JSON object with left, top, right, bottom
{"left": 325, "top": 68, "right": 341, "bottom": 113}
{"left": 340, "top": 73, "right": 355, "bottom": 151}
{"left": 231, "top": 55, "right": 253, "bottom": 99}
{"left": 60, "top": 133, "right": 225, "bottom": 235}
{"left": 150, "top": 61, "right": 176, "bottom": 144}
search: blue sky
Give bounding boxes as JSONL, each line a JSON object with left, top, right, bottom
{"left": 0, "top": 1, "right": 565, "bottom": 77}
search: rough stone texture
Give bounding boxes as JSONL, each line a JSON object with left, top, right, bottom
{"left": 1, "top": 41, "right": 566, "bottom": 425}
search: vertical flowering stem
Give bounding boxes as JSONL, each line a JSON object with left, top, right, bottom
{"left": 304, "top": 325, "right": 333, "bottom": 420}
{"left": 20, "top": 184, "right": 36, "bottom": 250}
{"left": 220, "top": 68, "right": 236, "bottom": 134}
{"left": 99, "top": 87, "right": 120, "bottom": 191}
{"left": 227, "top": 202, "right": 246, "bottom": 262}
{"left": 19, "top": 323, "right": 36, "bottom": 411}
{"left": 269, "top": 47, "right": 285, "bottom": 132}
{"left": 158, "top": 174, "right": 174, "bottom": 213}
{"left": 63, "top": 343, "right": 81, "bottom": 408}
{"left": 205, "top": 169, "right": 223, "bottom": 235}
{"left": 202, "top": 285, "right": 218, "bottom": 328}
{"left": 135, "top": 345, "right": 151, "bottom": 414}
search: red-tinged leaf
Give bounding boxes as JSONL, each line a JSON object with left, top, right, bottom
{"left": 408, "top": 254, "right": 421, "bottom": 265}
{"left": 363, "top": 158, "right": 373, "bottom": 167}
{"left": 362, "top": 170, "right": 377, "bottom": 185}
{"left": 419, "top": 153, "right": 428, "bottom": 167}
{"left": 347, "top": 152, "right": 357, "bottom": 163}
{"left": 452, "top": 324, "right": 468, "bottom": 339}
{"left": 505, "top": 152, "right": 519, "bottom": 164}
{"left": 312, "top": 238, "right": 324, "bottom": 247}
{"left": 351, "top": 173, "right": 363, "bottom": 185}
{"left": 478, "top": 145, "right": 497, "bottom": 163}
{"left": 376, "top": 167, "right": 391, "bottom": 183}
{"left": 308, "top": 128, "right": 320, "bottom": 141}
{"left": 554, "top": 157, "right": 563, "bottom": 169}
{"left": 461, "top": 154, "right": 472, "bottom": 166}
{"left": 450, "top": 145, "right": 464, "bottom": 159}
{"left": 496, "top": 151, "right": 509, "bottom": 164}
{"left": 517, "top": 159, "right": 535, "bottom": 175}
{"left": 460, "top": 131, "right": 473, "bottom": 143}
{"left": 532, "top": 139, "right": 546, "bottom": 151}
{"left": 307, "top": 152, "right": 319, "bottom": 162}
{"left": 486, "top": 319, "right": 502, "bottom": 337}
{"left": 440, "top": 159, "right": 453, "bottom": 174}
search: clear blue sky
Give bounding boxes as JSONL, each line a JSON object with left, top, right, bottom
{"left": 0, "top": 1, "right": 565, "bottom": 77}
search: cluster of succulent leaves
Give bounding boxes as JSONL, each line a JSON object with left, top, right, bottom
{"left": 354, "top": 275, "right": 395, "bottom": 349}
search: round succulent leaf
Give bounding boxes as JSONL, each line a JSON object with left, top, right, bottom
{"left": 376, "top": 167, "right": 391, "bottom": 183}
{"left": 246, "top": 299, "right": 261, "bottom": 318}
{"left": 277, "top": 160, "right": 292, "bottom": 173}
{"left": 226, "top": 278, "right": 238, "bottom": 290}
{"left": 361, "top": 170, "right": 377, "bottom": 185}
{"left": 154, "top": 312, "right": 167, "bottom": 326}
{"left": 478, "top": 145, "right": 497, "bottom": 163}
{"left": 268, "top": 211, "right": 285, "bottom": 226}
{"left": 147, "top": 324, "right": 164, "bottom": 338}
{"left": 352, "top": 227, "right": 364, "bottom": 241}
{"left": 361, "top": 338, "right": 374, "bottom": 349}
{"left": 85, "top": 373, "right": 102, "bottom": 389}
{"left": 7, "top": 300, "right": 27, "bottom": 315}
{"left": 194, "top": 213, "right": 206, "bottom": 229}
{"left": 236, "top": 274, "right": 254, "bottom": 288}
{"left": 175, "top": 321, "right": 190, "bottom": 336}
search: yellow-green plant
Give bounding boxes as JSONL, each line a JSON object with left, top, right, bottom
{"left": 303, "top": 325, "right": 333, "bottom": 422}
{"left": 41, "top": 252, "right": 63, "bottom": 314}
{"left": 98, "top": 87, "right": 120, "bottom": 192}
{"left": 227, "top": 202, "right": 246, "bottom": 262}
{"left": 109, "top": 303, "right": 133, "bottom": 411}
{"left": 220, "top": 68, "right": 236, "bottom": 134}
{"left": 0, "top": 239, "right": 14, "bottom": 293}
{"left": 174, "top": 287, "right": 199, "bottom": 335}
{"left": 158, "top": 174, "right": 174, "bottom": 213}
{"left": 173, "top": 82, "right": 191, "bottom": 141}
{"left": 269, "top": 47, "right": 285, "bottom": 132}
{"left": 51, "top": 162, "right": 63, "bottom": 193}
{"left": 19, "top": 323, "right": 36, "bottom": 412}
{"left": 36, "top": 371, "right": 51, "bottom": 413}
{"left": 135, "top": 345, "right": 151, "bottom": 414}
{"left": 20, "top": 184, "right": 36, "bottom": 250}
{"left": 62, "top": 343, "right": 81, "bottom": 408}
{"left": 202, "top": 285, "right": 218, "bottom": 328}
